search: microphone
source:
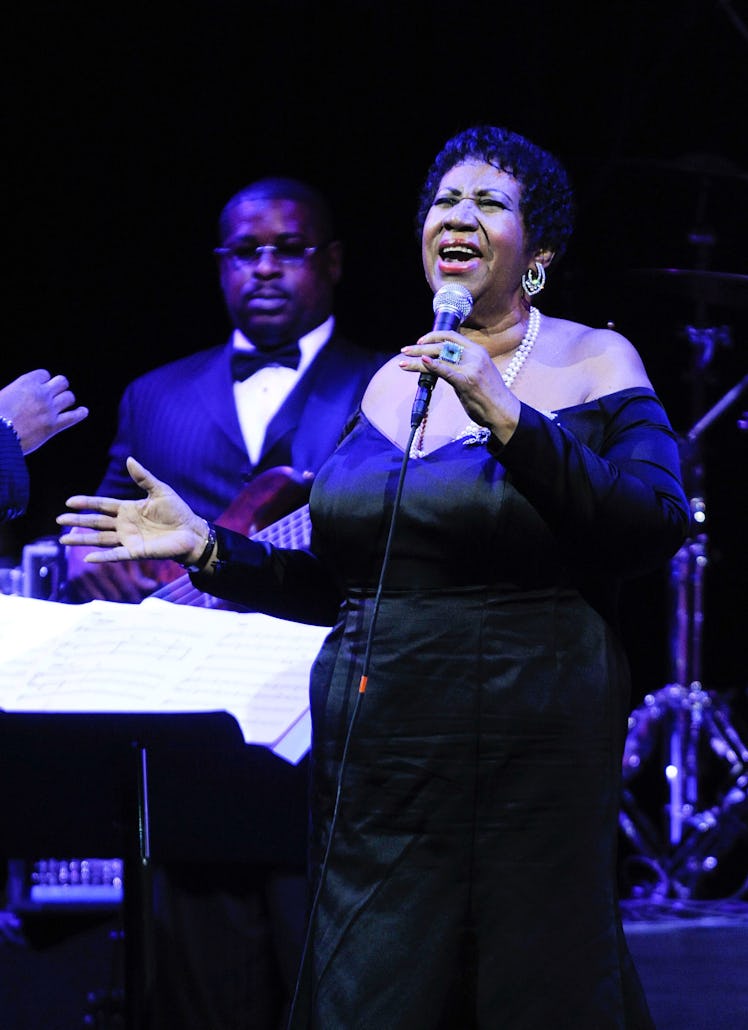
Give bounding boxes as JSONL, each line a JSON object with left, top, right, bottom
{"left": 410, "top": 283, "right": 474, "bottom": 427}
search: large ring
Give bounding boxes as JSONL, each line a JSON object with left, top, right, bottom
{"left": 439, "top": 342, "right": 463, "bottom": 364}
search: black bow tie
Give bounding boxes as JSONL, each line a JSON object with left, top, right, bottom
{"left": 231, "top": 342, "right": 301, "bottom": 381}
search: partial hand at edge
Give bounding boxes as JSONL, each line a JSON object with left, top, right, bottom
{"left": 0, "top": 369, "right": 88, "bottom": 454}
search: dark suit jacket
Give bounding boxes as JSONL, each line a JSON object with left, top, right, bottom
{"left": 97, "top": 330, "right": 389, "bottom": 522}
{"left": 0, "top": 420, "right": 29, "bottom": 523}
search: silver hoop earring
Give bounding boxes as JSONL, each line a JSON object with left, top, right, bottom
{"left": 521, "top": 262, "right": 546, "bottom": 297}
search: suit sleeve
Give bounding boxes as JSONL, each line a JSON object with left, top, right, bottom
{"left": 0, "top": 419, "right": 30, "bottom": 523}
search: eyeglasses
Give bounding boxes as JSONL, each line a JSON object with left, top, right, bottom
{"left": 213, "top": 242, "right": 326, "bottom": 267}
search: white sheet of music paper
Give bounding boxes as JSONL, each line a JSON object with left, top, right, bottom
{"left": 0, "top": 594, "right": 327, "bottom": 763}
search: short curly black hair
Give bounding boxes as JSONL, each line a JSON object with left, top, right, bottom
{"left": 415, "top": 125, "right": 575, "bottom": 259}
{"left": 218, "top": 176, "right": 335, "bottom": 244}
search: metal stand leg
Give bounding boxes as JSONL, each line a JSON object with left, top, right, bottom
{"left": 620, "top": 372, "right": 748, "bottom": 898}
{"left": 665, "top": 521, "right": 709, "bottom": 847}
{"left": 123, "top": 743, "right": 155, "bottom": 1030}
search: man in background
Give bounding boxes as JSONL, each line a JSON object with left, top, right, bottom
{"left": 66, "top": 175, "right": 382, "bottom": 603}
{"left": 65, "top": 175, "right": 387, "bottom": 1028}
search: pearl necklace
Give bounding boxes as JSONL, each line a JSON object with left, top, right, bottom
{"left": 410, "top": 306, "right": 541, "bottom": 458}
{"left": 499, "top": 305, "right": 541, "bottom": 388}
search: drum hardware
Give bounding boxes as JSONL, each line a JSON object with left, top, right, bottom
{"left": 628, "top": 269, "right": 748, "bottom": 311}
{"left": 620, "top": 369, "right": 748, "bottom": 898}
{"left": 686, "top": 373, "right": 748, "bottom": 441}
{"left": 0, "top": 537, "right": 66, "bottom": 601}
{"left": 611, "top": 149, "right": 748, "bottom": 896}
{"left": 617, "top": 153, "right": 748, "bottom": 185}
{"left": 21, "top": 536, "right": 65, "bottom": 600}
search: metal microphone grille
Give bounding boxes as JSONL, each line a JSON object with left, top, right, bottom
{"left": 432, "top": 283, "right": 474, "bottom": 320}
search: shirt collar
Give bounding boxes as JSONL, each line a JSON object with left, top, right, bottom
{"left": 231, "top": 316, "right": 334, "bottom": 373}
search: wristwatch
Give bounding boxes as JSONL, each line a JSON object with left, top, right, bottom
{"left": 180, "top": 522, "right": 217, "bottom": 573}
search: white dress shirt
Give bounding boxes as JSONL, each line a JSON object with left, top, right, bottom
{"left": 232, "top": 317, "right": 334, "bottom": 464}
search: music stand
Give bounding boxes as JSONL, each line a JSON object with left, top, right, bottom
{"left": 0, "top": 710, "right": 248, "bottom": 1030}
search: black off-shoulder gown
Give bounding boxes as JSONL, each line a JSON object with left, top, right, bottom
{"left": 201, "top": 388, "right": 690, "bottom": 1029}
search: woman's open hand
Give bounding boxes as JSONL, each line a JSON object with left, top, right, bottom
{"left": 57, "top": 456, "right": 210, "bottom": 566}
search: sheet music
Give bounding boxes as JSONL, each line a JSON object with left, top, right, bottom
{"left": 0, "top": 594, "right": 327, "bottom": 763}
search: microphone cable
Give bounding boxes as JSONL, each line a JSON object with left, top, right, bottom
{"left": 290, "top": 284, "right": 473, "bottom": 1024}
{"left": 288, "top": 418, "right": 422, "bottom": 1027}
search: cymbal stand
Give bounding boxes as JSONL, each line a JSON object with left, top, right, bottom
{"left": 621, "top": 368, "right": 748, "bottom": 898}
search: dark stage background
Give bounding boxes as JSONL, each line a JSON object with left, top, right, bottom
{"left": 4, "top": 2, "right": 747, "bottom": 772}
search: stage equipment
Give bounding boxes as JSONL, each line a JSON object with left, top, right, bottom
{"left": 619, "top": 335, "right": 748, "bottom": 898}
{"left": 619, "top": 154, "right": 748, "bottom": 895}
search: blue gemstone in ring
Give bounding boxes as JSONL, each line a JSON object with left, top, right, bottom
{"left": 439, "top": 342, "right": 463, "bottom": 364}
